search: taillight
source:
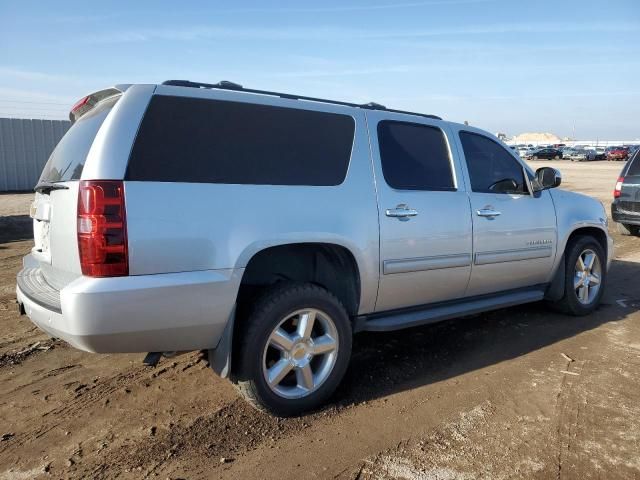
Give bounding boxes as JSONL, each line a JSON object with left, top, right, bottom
{"left": 614, "top": 176, "right": 624, "bottom": 198}
{"left": 77, "top": 180, "right": 128, "bottom": 277}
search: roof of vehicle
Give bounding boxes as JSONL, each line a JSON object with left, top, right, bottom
{"left": 161, "top": 79, "right": 443, "bottom": 121}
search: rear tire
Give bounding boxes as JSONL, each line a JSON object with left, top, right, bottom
{"left": 233, "top": 283, "right": 352, "bottom": 417}
{"left": 550, "top": 236, "right": 606, "bottom": 316}
{"left": 618, "top": 223, "right": 640, "bottom": 236}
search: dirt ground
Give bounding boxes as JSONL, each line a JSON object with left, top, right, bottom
{"left": 1, "top": 160, "right": 639, "bottom": 480}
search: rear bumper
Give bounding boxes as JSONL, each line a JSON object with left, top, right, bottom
{"left": 611, "top": 202, "right": 640, "bottom": 226}
{"left": 16, "top": 256, "right": 243, "bottom": 353}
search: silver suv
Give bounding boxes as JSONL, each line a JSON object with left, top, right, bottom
{"left": 16, "top": 80, "right": 613, "bottom": 416}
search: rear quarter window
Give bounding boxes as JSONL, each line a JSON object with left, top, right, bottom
{"left": 126, "top": 95, "right": 356, "bottom": 186}
{"left": 39, "top": 96, "right": 118, "bottom": 183}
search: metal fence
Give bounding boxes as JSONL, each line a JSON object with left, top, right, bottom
{"left": 0, "top": 118, "right": 70, "bottom": 192}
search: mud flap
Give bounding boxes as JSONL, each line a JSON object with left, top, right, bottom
{"left": 208, "top": 305, "right": 235, "bottom": 378}
{"left": 544, "top": 254, "right": 565, "bottom": 301}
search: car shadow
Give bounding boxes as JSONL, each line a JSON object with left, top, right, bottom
{"left": 332, "top": 258, "right": 640, "bottom": 406}
{"left": 0, "top": 215, "right": 33, "bottom": 244}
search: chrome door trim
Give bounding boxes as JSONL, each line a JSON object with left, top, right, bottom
{"left": 383, "top": 253, "right": 472, "bottom": 275}
{"left": 474, "top": 246, "right": 553, "bottom": 266}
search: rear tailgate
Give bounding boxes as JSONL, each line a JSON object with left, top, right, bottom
{"left": 30, "top": 93, "right": 122, "bottom": 291}
{"left": 31, "top": 185, "right": 82, "bottom": 289}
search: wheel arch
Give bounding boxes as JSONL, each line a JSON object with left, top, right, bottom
{"left": 236, "top": 241, "right": 362, "bottom": 317}
{"left": 563, "top": 225, "right": 609, "bottom": 261}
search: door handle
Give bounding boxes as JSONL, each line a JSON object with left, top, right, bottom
{"left": 476, "top": 208, "right": 501, "bottom": 218}
{"left": 386, "top": 204, "right": 418, "bottom": 218}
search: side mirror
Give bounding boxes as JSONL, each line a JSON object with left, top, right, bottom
{"left": 535, "top": 167, "right": 561, "bottom": 190}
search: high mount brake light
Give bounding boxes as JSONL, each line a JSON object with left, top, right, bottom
{"left": 614, "top": 176, "right": 624, "bottom": 198}
{"left": 69, "top": 88, "right": 122, "bottom": 123}
{"left": 77, "top": 180, "right": 128, "bottom": 277}
{"left": 70, "top": 96, "right": 93, "bottom": 122}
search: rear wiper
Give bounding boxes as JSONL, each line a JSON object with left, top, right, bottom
{"left": 34, "top": 182, "right": 70, "bottom": 194}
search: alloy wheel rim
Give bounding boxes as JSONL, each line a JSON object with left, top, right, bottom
{"left": 262, "top": 308, "right": 339, "bottom": 399}
{"left": 574, "top": 249, "right": 602, "bottom": 305}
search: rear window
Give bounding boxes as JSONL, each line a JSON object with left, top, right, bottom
{"left": 627, "top": 151, "right": 640, "bottom": 175}
{"left": 39, "top": 96, "right": 118, "bottom": 183}
{"left": 126, "top": 95, "right": 355, "bottom": 186}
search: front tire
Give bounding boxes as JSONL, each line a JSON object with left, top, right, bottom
{"left": 551, "top": 236, "right": 606, "bottom": 316}
{"left": 234, "top": 283, "right": 352, "bottom": 417}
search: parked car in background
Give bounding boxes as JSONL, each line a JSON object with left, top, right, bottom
{"left": 565, "top": 147, "right": 596, "bottom": 162}
{"left": 16, "top": 80, "right": 613, "bottom": 416}
{"left": 594, "top": 147, "right": 607, "bottom": 160}
{"left": 612, "top": 149, "right": 640, "bottom": 236}
{"left": 517, "top": 146, "right": 532, "bottom": 158}
{"left": 607, "top": 146, "right": 629, "bottom": 161}
{"left": 528, "top": 148, "right": 563, "bottom": 160}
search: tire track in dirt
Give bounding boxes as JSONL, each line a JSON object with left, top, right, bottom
{"left": 0, "top": 363, "right": 150, "bottom": 457}
{"left": 70, "top": 398, "right": 340, "bottom": 479}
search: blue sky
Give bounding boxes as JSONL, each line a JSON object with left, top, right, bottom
{"left": 1, "top": 0, "right": 638, "bottom": 139}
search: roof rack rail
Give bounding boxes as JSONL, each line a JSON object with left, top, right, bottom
{"left": 161, "top": 79, "right": 442, "bottom": 120}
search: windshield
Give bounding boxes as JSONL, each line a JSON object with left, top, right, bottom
{"left": 39, "top": 96, "right": 119, "bottom": 183}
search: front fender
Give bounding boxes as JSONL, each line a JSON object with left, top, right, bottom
{"left": 549, "top": 189, "right": 611, "bottom": 273}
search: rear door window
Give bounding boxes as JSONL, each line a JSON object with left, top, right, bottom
{"left": 377, "top": 121, "right": 455, "bottom": 191}
{"left": 126, "top": 95, "right": 355, "bottom": 186}
{"left": 39, "top": 96, "right": 118, "bottom": 183}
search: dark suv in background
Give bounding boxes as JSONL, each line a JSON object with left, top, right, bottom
{"left": 612, "top": 150, "right": 640, "bottom": 236}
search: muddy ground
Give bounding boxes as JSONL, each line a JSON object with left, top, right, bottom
{"left": 1, "top": 160, "right": 639, "bottom": 479}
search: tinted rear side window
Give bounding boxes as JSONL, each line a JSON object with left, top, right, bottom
{"left": 377, "top": 121, "right": 454, "bottom": 191}
{"left": 126, "top": 95, "right": 355, "bottom": 185}
{"left": 39, "top": 96, "right": 118, "bottom": 183}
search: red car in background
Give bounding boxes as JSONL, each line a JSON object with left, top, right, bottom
{"left": 606, "top": 146, "right": 629, "bottom": 161}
